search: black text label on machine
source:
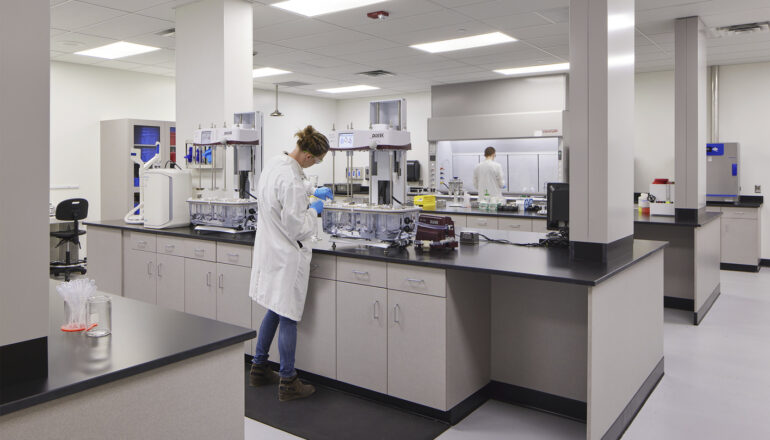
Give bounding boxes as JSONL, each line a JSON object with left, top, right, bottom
{"left": 371, "top": 133, "right": 384, "bottom": 138}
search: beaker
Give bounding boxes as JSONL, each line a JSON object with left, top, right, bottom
{"left": 86, "top": 296, "right": 112, "bottom": 337}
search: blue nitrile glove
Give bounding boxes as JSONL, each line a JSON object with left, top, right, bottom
{"left": 310, "top": 200, "right": 324, "bottom": 215}
{"left": 314, "top": 186, "right": 334, "bottom": 200}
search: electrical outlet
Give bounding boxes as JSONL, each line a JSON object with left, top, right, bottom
{"left": 755, "top": 185, "right": 762, "bottom": 194}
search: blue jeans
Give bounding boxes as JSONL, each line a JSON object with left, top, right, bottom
{"left": 252, "top": 309, "right": 297, "bottom": 378}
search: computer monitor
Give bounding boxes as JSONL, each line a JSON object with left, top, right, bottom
{"left": 547, "top": 183, "right": 569, "bottom": 231}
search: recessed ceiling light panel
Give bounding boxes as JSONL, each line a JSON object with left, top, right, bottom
{"left": 272, "top": 0, "right": 388, "bottom": 17}
{"left": 75, "top": 41, "right": 160, "bottom": 59}
{"left": 410, "top": 32, "right": 516, "bottom": 54}
{"left": 252, "top": 67, "right": 292, "bottom": 78}
{"left": 494, "top": 63, "right": 570, "bottom": 76}
{"left": 318, "top": 85, "right": 379, "bottom": 94}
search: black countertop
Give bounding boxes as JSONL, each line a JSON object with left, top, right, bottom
{"left": 86, "top": 220, "right": 257, "bottom": 246}
{"left": 633, "top": 210, "right": 722, "bottom": 227}
{"left": 86, "top": 221, "right": 667, "bottom": 287}
{"left": 0, "top": 285, "right": 255, "bottom": 416}
{"left": 425, "top": 206, "right": 548, "bottom": 219}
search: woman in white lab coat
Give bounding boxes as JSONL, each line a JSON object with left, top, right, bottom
{"left": 248, "top": 125, "right": 332, "bottom": 401}
{"left": 473, "top": 146, "right": 505, "bottom": 197}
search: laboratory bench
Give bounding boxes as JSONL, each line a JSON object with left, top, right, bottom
{"left": 633, "top": 209, "right": 722, "bottom": 324}
{"left": 85, "top": 220, "right": 666, "bottom": 440}
{"left": 0, "top": 283, "right": 255, "bottom": 439}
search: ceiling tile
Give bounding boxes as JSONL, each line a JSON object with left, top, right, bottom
{"left": 126, "top": 32, "right": 177, "bottom": 49}
{"left": 385, "top": 22, "right": 498, "bottom": 45}
{"left": 51, "top": 53, "right": 105, "bottom": 65}
{"left": 479, "top": 13, "right": 551, "bottom": 31}
{"left": 51, "top": 27, "right": 69, "bottom": 37}
{"left": 80, "top": 0, "right": 172, "bottom": 13}
{"left": 93, "top": 59, "right": 146, "bottom": 70}
{"left": 133, "top": 64, "right": 176, "bottom": 75}
{"left": 352, "top": 9, "right": 470, "bottom": 38}
{"left": 309, "top": 38, "right": 401, "bottom": 57}
{"left": 51, "top": 32, "right": 117, "bottom": 52}
{"left": 535, "top": 7, "right": 570, "bottom": 24}
{"left": 253, "top": 19, "right": 341, "bottom": 43}
{"left": 252, "top": 4, "right": 303, "bottom": 29}
{"left": 80, "top": 14, "right": 173, "bottom": 40}
{"left": 51, "top": 1, "right": 126, "bottom": 31}
{"left": 333, "top": 46, "right": 419, "bottom": 64}
{"left": 275, "top": 29, "right": 374, "bottom": 50}
{"left": 454, "top": 0, "right": 569, "bottom": 20}
{"left": 120, "top": 47, "right": 175, "bottom": 64}
{"left": 313, "top": 0, "right": 443, "bottom": 28}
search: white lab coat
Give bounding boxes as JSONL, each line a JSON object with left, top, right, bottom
{"left": 249, "top": 154, "right": 317, "bottom": 322}
{"left": 473, "top": 158, "right": 504, "bottom": 197}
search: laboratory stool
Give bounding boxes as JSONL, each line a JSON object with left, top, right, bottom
{"left": 50, "top": 198, "right": 88, "bottom": 282}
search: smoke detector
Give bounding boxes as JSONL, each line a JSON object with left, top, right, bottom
{"left": 367, "top": 10, "right": 389, "bottom": 20}
{"left": 357, "top": 69, "right": 395, "bottom": 77}
{"left": 712, "top": 21, "right": 770, "bottom": 37}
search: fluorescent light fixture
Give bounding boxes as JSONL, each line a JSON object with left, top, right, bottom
{"left": 494, "top": 63, "right": 570, "bottom": 76}
{"left": 272, "top": 0, "right": 387, "bottom": 17}
{"left": 410, "top": 32, "right": 516, "bottom": 54}
{"left": 317, "top": 85, "right": 379, "bottom": 94}
{"left": 252, "top": 67, "right": 291, "bottom": 78}
{"left": 75, "top": 41, "right": 160, "bottom": 59}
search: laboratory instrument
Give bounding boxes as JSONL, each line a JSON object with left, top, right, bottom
{"left": 546, "top": 183, "right": 569, "bottom": 231}
{"left": 447, "top": 178, "right": 464, "bottom": 207}
{"left": 706, "top": 142, "right": 740, "bottom": 202}
{"left": 143, "top": 168, "right": 192, "bottom": 229}
{"left": 124, "top": 144, "right": 161, "bottom": 224}
{"left": 187, "top": 112, "right": 263, "bottom": 233}
{"left": 322, "top": 204, "right": 419, "bottom": 250}
{"left": 649, "top": 179, "right": 675, "bottom": 216}
{"left": 414, "top": 215, "right": 458, "bottom": 251}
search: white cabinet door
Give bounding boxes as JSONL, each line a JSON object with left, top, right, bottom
{"left": 124, "top": 249, "right": 156, "bottom": 304}
{"left": 538, "top": 153, "right": 559, "bottom": 194}
{"left": 467, "top": 215, "right": 498, "bottom": 230}
{"left": 216, "top": 263, "right": 252, "bottom": 328}
{"left": 296, "top": 278, "right": 337, "bottom": 378}
{"left": 337, "top": 282, "right": 388, "bottom": 393}
{"left": 156, "top": 253, "right": 185, "bottom": 312}
{"left": 722, "top": 218, "right": 757, "bottom": 265}
{"left": 507, "top": 154, "right": 539, "bottom": 194}
{"left": 388, "top": 290, "right": 447, "bottom": 410}
{"left": 451, "top": 155, "right": 480, "bottom": 193}
{"left": 185, "top": 259, "right": 217, "bottom": 319}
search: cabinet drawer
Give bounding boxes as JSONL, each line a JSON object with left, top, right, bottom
{"left": 337, "top": 257, "right": 386, "bottom": 288}
{"left": 184, "top": 239, "right": 217, "bottom": 262}
{"left": 466, "top": 215, "right": 498, "bottom": 230}
{"left": 128, "top": 232, "right": 156, "bottom": 252}
{"left": 157, "top": 236, "right": 186, "bottom": 257}
{"left": 498, "top": 217, "right": 532, "bottom": 232}
{"left": 705, "top": 206, "right": 722, "bottom": 213}
{"left": 310, "top": 254, "right": 336, "bottom": 280}
{"left": 217, "top": 243, "right": 252, "bottom": 267}
{"left": 720, "top": 207, "right": 758, "bottom": 220}
{"left": 387, "top": 264, "right": 446, "bottom": 297}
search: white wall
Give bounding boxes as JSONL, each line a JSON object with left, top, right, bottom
{"left": 718, "top": 61, "right": 770, "bottom": 259}
{"left": 333, "top": 92, "right": 431, "bottom": 186}
{"left": 253, "top": 88, "right": 337, "bottom": 184}
{"left": 50, "top": 62, "right": 176, "bottom": 220}
{"left": 634, "top": 70, "right": 676, "bottom": 191}
{"left": 634, "top": 62, "right": 770, "bottom": 259}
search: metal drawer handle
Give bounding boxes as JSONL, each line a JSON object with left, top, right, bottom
{"left": 219, "top": 274, "right": 224, "bottom": 289}
{"left": 226, "top": 252, "right": 239, "bottom": 260}
{"left": 157, "top": 263, "right": 163, "bottom": 277}
{"left": 352, "top": 270, "right": 369, "bottom": 277}
{"left": 147, "top": 261, "right": 153, "bottom": 275}
{"left": 394, "top": 304, "right": 401, "bottom": 323}
{"left": 406, "top": 278, "right": 425, "bottom": 285}
{"left": 508, "top": 224, "right": 521, "bottom": 228}
{"left": 478, "top": 220, "right": 487, "bottom": 225}
{"left": 137, "top": 240, "right": 147, "bottom": 248}
{"left": 373, "top": 300, "right": 380, "bottom": 320}
{"left": 733, "top": 212, "right": 745, "bottom": 215}
{"left": 206, "top": 272, "right": 211, "bottom": 287}
{"left": 165, "top": 244, "right": 175, "bottom": 252}
{"left": 194, "top": 248, "right": 205, "bottom": 255}
{"left": 310, "top": 263, "right": 320, "bottom": 271}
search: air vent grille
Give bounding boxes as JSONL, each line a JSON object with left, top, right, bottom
{"left": 712, "top": 21, "right": 770, "bottom": 37}
{"left": 357, "top": 70, "right": 395, "bottom": 77}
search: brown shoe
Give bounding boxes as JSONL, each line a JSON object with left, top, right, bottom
{"left": 278, "top": 374, "right": 315, "bottom": 401}
{"left": 249, "top": 363, "right": 280, "bottom": 387}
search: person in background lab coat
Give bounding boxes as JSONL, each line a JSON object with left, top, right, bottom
{"left": 473, "top": 146, "right": 504, "bottom": 197}
{"left": 248, "top": 125, "right": 332, "bottom": 401}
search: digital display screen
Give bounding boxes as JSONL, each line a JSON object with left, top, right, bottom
{"left": 338, "top": 133, "right": 354, "bottom": 149}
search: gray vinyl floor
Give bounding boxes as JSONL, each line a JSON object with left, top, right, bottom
{"left": 245, "top": 269, "right": 770, "bottom": 440}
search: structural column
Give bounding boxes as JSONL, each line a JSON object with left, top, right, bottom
{"left": 0, "top": 0, "right": 50, "bottom": 384}
{"left": 175, "top": 0, "right": 253, "bottom": 166}
{"left": 568, "top": 0, "right": 636, "bottom": 262}
{"left": 674, "top": 16, "right": 708, "bottom": 220}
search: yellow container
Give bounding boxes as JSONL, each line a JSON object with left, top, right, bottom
{"left": 413, "top": 195, "right": 436, "bottom": 211}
